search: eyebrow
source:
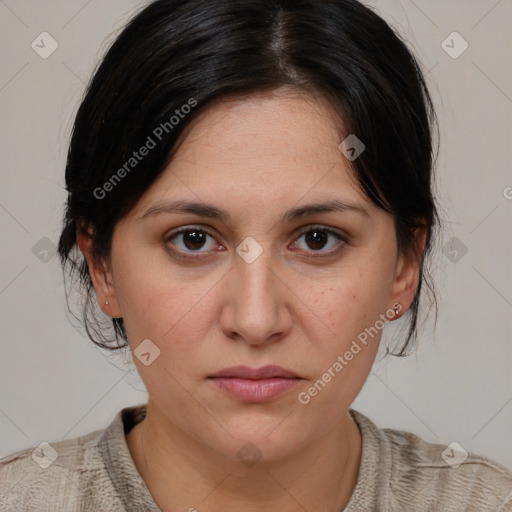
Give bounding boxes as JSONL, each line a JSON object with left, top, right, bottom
{"left": 139, "top": 198, "right": 369, "bottom": 224}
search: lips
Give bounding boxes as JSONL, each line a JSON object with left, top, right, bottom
{"left": 208, "top": 365, "right": 300, "bottom": 380}
{"left": 208, "top": 365, "right": 302, "bottom": 402}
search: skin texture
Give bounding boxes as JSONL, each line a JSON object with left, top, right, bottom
{"left": 78, "top": 88, "right": 424, "bottom": 511}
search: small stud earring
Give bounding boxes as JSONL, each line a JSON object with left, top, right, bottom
{"left": 105, "top": 300, "right": 109, "bottom": 305}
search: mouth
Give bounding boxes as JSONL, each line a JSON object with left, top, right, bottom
{"left": 208, "top": 365, "right": 300, "bottom": 379}
{"left": 208, "top": 365, "right": 303, "bottom": 402}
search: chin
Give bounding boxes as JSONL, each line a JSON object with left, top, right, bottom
{"left": 206, "top": 416, "right": 316, "bottom": 464}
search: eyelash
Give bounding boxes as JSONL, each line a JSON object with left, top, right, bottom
{"left": 164, "top": 224, "right": 349, "bottom": 261}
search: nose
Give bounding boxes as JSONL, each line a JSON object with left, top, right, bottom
{"left": 218, "top": 242, "right": 293, "bottom": 346}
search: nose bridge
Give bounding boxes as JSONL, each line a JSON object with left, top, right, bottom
{"left": 234, "top": 236, "right": 276, "bottom": 306}
{"left": 224, "top": 236, "right": 287, "bottom": 343}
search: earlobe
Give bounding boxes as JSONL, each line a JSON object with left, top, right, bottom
{"left": 76, "top": 226, "right": 122, "bottom": 318}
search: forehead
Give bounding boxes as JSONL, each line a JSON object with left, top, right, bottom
{"left": 173, "top": 89, "right": 344, "bottom": 170}
{"left": 131, "top": 89, "right": 375, "bottom": 219}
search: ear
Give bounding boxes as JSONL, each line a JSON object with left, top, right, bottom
{"left": 76, "top": 225, "right": 123, "bottom": 318}
{"left": 388, "top": 226, "right": 427, "bottom": 319}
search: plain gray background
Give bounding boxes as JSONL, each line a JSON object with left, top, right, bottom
{"left": 1, "top": 0, "right": 511, "bottom": 470}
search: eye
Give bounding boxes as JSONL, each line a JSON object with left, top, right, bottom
{"left": 164, "top": 226, "right": 220, "bottom": 259}
{"left": 164, "top": 224, "right": 348, "bottom": 261}
{"left": 291, "top": 225, "right": 348, "bottom": 256}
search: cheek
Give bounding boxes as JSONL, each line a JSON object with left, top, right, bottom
{"left": 111, "top": 237, "right": 201, "bottom": 336}
{"left": 293, "top": 263, "right": 393, "bottom": 412}
{"left": 120, "top": 276, "right": 214, "bottom": 406}
{"left": 120, "top": 275, "right": 213, "bottom": 350}
{"left": 300, "top": 262, "right": 392, "bottom": 342}
{"left": 114, "top": 257, "right": 222, "bottom": 385}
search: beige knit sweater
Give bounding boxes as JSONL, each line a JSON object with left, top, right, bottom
{"left": 1, "top": 404, "right": 511, "bottom": 511}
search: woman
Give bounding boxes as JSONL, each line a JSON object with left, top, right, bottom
{"left": 1, "top": 0, "right": 511, "bottom": 510}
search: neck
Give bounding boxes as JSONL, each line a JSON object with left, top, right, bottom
{"left": 126, "top": 401, "right": 362, "bottom": 512}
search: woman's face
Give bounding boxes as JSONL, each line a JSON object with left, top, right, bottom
{"left": 83, "top": 89, "right": 420, "bottom": 462}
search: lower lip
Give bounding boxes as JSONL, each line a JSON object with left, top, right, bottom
{"left": 210, "top": 377, "right": 302, "bottom": 402}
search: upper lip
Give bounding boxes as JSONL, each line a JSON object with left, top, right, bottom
{"left": 208, "top": 365, "right": 300, "bottom": 379}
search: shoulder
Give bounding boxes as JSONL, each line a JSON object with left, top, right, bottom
{"left": 0, "top": 425, "right": 116, "bottom": 511}
{"left": 350, "top": 409, "right": 512, "bottom": 511}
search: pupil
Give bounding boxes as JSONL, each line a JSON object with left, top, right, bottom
{"left": 306, "top": 230, "right": 327, "bottom": 250}
{"left": 182, "top": 230, "right": 328, "bottom": 252}
{"left": 184, "top": 230, "right": 205, "bottom": 250}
